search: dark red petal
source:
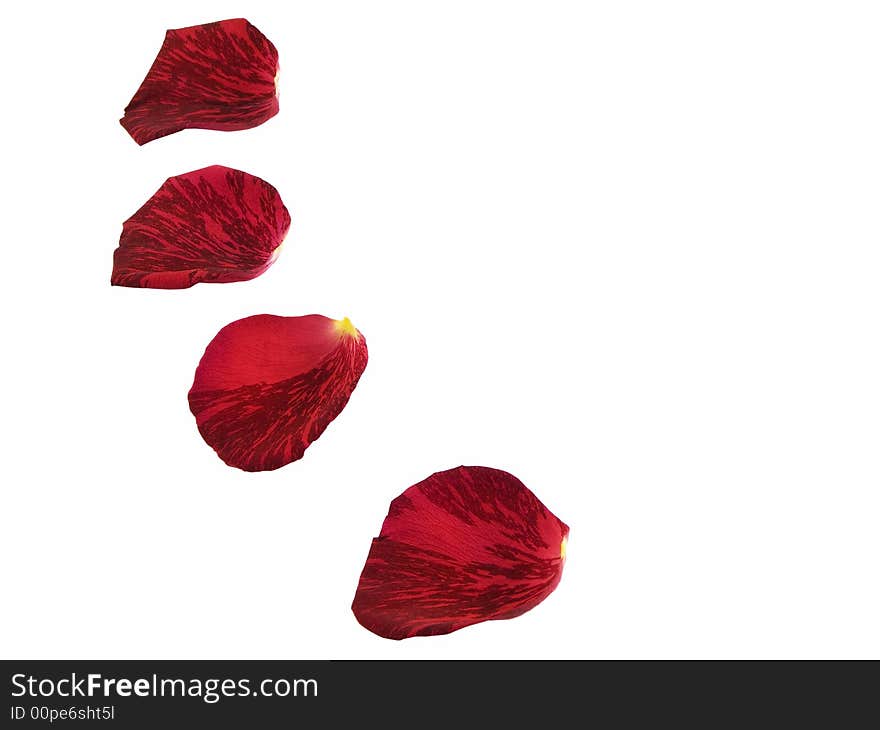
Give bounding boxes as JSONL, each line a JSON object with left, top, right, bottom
{"left": 188, "top": 315, "right": 368, "bottom": 471}
{"left": 111, "top": 165, "right": 290, "bottom": 289}
{"left": 120, "top": 18, "right": 279, "bottom": 145}
{"left": 352, "top": 466, "right": 569, "bottom": 640}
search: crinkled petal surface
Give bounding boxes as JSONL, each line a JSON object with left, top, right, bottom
{"left": 111, "top": 165, "right": 290, "bottom": 289}
{"left": 121, "top": 18, "right": 279, "bottom": 145}
{"left": 352, "top": 466, "right": 569, "bottom": 640}
{"left": 189, "top": 314, "right": 367, "bottom": 471}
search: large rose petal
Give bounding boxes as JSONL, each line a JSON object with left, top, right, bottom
{"left": 111, "top": 165, "right": 290, "bottom": 289}
{"left": 352, "top": 466, "right": 569, "bottom": 640}
{"left": 120, "top": 18, "right": 279, "bottom": 145}
{"left": 188, "top": 315, "right": 368, "bottom": 471}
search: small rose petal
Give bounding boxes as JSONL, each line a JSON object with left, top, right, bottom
{"left": 352, "top": 466, "right": 569, "bottom": 640}
{"left": 120, "top": 18, "right": 279, "bottom": 145}
{"left": 188, "top": 314, "right": 368, "bottom": 471}
{"left": 111, "top": 165, "right": 290, "bottom": 289}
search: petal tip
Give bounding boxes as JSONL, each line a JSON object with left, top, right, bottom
{"left": 334, "top": 316, "right": 360, "bottom": 339}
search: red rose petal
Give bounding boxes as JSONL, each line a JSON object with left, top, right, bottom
{"left": 111, "top": 165, "right": 290, "bottom": 289}
{"left": 352, "top": 466, "right": 569, "bottom": 640}
{"left": 120, "top": 18, "right": 279, "bottom": 145}
{"left": 188, "top": 314, "right": 368, "bottom": 471}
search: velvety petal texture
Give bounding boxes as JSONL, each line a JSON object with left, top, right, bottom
{"left": 352, "top": 466, "right": 569, "bottom": 640}
{"left": 189, "top": 314, "right": 368, "bottom": 472}
{"left": 121, "top": 18, "right": 279, "bottom": 145}
{"left": 111, "top": 165, "right": 290, "bottom": 289}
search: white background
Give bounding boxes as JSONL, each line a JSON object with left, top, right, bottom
{"left": 1, "top": 1, "right": 879, "bottom": 659}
